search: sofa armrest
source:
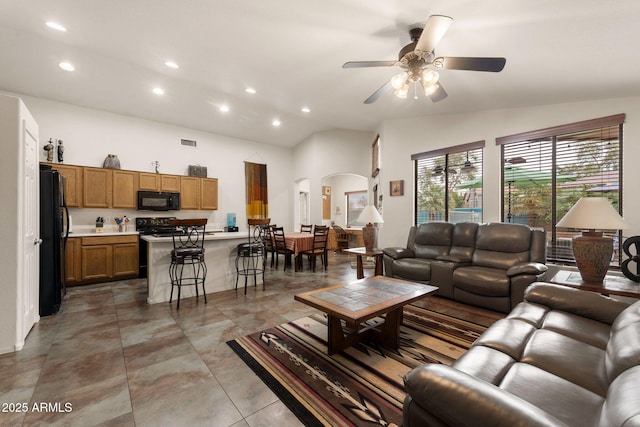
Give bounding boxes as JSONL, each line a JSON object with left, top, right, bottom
{"left": 382, "top": 247, "right": 414, "bottom": 260}
{"left": 436, "top": 254, "right": 471, "bottom": 263}
{"left": 524, "top": 282, "right": 630, "bottom": 324}
{"left": 404, "top": 364, "right": 568, "bottom": 427}
{"left": 507, "top": 262, "right": 548, "bottom": 277}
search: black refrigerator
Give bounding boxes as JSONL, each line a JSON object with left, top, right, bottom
{"left": 39, "top": 164, "right": 69, "bottom": 316}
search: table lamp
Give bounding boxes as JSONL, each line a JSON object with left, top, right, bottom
{"left": 357, "top": 205, "right": 384, "bottom": 250}
{"left": 556, "top": 197, "right": 628, "bottom": 283}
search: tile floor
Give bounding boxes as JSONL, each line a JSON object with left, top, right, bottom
{"left": 1, "top": 251, "right": 363, "bottom": 426}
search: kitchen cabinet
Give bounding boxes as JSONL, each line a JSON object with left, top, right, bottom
{"left": 160, "top": 174, "right": 181, "bottom": 192}
{"left": 51, "top": 164, "right": 83, "bottom": 207}
{"left": 83, "top": 167, "right": 112, "bottom": 208}
{"left": 64, "top": 237, "right": 82, "bottom": 285}
{"left": 180, "top": 176, "right": 200, "bottom": 209}
{"left": 80, "top": 235, "right": 138, "bottom": 283}
{"left": 112, "top": 170, "right": 138, "bottom": 208}
{"left": 139, "top": 172, "right": 160, "bottom": 190}
{"left": 200, "top": 178, "right": 219, "bottom": 210}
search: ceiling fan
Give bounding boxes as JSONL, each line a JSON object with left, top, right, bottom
{"left": 343, "top": 15, "right": 506, "bottom": 104}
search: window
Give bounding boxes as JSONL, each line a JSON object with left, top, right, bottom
{"left": 413, "top": 141, "right": 484, "bottom": 225}
{"left": 346, "top": 190, "right": 368, "bottom": 226}
{"left": 498, "top": 114, "right": 624, "bottom": 265}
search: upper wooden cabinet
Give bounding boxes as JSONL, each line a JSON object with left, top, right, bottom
{"left": 51, "top": 164, "right": 83, "bottom": 207}
{"left": 112, "top": 170, "right": 138, "bottom": 208}
{"left": 180, "top": 176, "right": 200, "bottom": 210}
{"left": 200, "top": 178, "right": 218, "bottom": 210}
{"left": 138, "top": 172, "right": 160, "bottom": 191}
{"left": 161, "top": 175, "right": 181, "bottom": 192}
{"left": 41, "top": 163, "right": 218, "bottom": 210}
{"left": 83, "top": 167, "right": 112, "bottom": 208}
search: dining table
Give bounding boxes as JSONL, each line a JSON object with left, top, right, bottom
{"left": 283, "top": 231, "right": 315, "bottom": 271}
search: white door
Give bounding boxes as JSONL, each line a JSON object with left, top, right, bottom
{"left": 21, "top": 115, "right": 39, "bottom": 339}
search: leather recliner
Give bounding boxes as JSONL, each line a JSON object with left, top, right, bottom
{"left": 383, "top": 222, "right": 547, "bottom": 313}
{"left": 403, "top": 282, "right": 640, "bottom": 427}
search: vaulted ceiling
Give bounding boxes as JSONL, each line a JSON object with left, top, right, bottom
{"left": 1, "top": 0, "right": 639, "bottom": 147}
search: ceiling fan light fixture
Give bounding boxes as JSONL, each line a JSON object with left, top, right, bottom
{"left": 421, "top": 69, "right": 439, "bottom": 85}
{"left": 394, "top": 84, "right": 409, "bottom": 98}
{"left": 390, "top": 72, "right": 408, "bottom": 90}
{"left": 422, "top": 82, "right": 438, "bottom": 96}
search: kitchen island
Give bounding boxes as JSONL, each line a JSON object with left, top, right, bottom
{"left": 142, "top": 232, "right": 251, "bottom": 304}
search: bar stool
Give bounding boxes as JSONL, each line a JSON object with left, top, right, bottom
{"left": 168, "top": 218, "right": 207, "bottom": 309}
{"left": 235, "top": 218, "right": 270, "bottom": 294}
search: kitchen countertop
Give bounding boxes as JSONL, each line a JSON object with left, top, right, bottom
{"left": 68, "top": 230, "right": 139, "bottom": 237}
{"left": 141, "top": 231, "right": 248, "bottom": 243}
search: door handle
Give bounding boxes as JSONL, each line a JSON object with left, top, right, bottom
{"left": 34, "top": 238, "right": 43, "bottom": 245}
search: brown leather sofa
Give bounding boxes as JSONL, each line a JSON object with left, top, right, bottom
{"left": 402, "top": 282, "right": 640, "bottom": 427}
{"left": 383, "top": 222, "right": 547, "bottom": 313}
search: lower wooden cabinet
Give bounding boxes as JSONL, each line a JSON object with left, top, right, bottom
{"left": 64, "top": 237, "right": 82, "bottom": 286}
{"left": 66, "top": 235, "right": 139, "bottom": 285}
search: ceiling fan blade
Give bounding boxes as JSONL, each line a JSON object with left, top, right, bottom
{"left": 364, "top": 81, "right": 393, "bottom": 104}
{"left": 343, "top": 60, "right": 397, "bottom": 68}
{"left": 415, "top": 15, "right": 453, "bottom": 56}
{"left": 428, "top": 83, "right": 448, "bottom": 103}
{"left": 435, "top": 57, "right": 506, "bottom": 72}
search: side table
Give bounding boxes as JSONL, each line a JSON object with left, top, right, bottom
{"left": 549, "top": 270, "right": 640, "bottom": 298}
{"left": 343, "top": 247, "right": 383, "bottom": 279}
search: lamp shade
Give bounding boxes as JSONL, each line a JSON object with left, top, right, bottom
{"left": 556, "top": 197, "right": 628, "bottom": 230}
{"left": 357, "top": 205, "right": 384, "bottom": 224}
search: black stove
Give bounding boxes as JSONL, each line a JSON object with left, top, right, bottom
{"left": 135, "top": 217, "right": 177, "bottom": 278}
{"left": 135, "top": 217, "right": 177, "bottom": 236}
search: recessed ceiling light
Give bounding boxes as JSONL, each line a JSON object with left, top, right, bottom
{"left": 152, "top": 87, "right": 165, "bottom": 95}
{"left": 272, "top": 119, "right": 281, "bottom": 127}
{"left": 245, "top": 87, "right": 256, "bottom": 94}
{"left": 301, "top": 107, "right": 311, "bottom": 113}
{"left": 46, "top": 21, "right": 67, "bottom": 32}
{"left": 164, "top": 60, "right": 179, "bottom": 69}
{"left": 59, "top": 62, "right": 74, "bottom": 71}
{"left": 219, "top": 105, "right": 230, "bottom": 113}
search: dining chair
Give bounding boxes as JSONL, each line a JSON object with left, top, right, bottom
{"left": 263, "top": 224, "right": 277, "bottom": 267}
{"left": 168, "top": 218, "right": 207, "bottom": 309}
{"left": 302, "top": 226, "right": 329, "bottom": 272}
{"left": 300, "top": 224, "right": 313, "bottom": 233}
{"left": 272, "top": 227, "right": 294, "bottom": 271}
{"left": 332, "top": 225, "right": 350, "bottom": 252}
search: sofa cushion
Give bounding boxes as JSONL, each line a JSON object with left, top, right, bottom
{"left": 606, "top": 301, "right": 640, "bottom": 382}
{"left": 599, "top": 366, "right": 640, "bottom": 427}
{"left": 453, "top": 266, "right": 510, "bottom": 297}
{"left": 392, "top": 258, "right": 433, "bottom": 281}
{"left": 500, "top": 362, "right": 604, "bottom": 427}
{"left": 412, "top": 222, "right": 453, "bottom": 260}
{"left": 473, "top": 223, "right": 533, "bottom": 270}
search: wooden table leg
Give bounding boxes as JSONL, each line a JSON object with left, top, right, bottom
{"left": 327, "top": 315, "right": 356, "bottom": 355}
{"left": 376, "top": 308, "right": 403, "bottom": 350}
{"left": 374, "top": 254, "right": 383, "bottom": 276}
{"left": 355, "top": 255, "right": 364, "bottom": 279}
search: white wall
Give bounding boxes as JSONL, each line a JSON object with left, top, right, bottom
{"left": 377, "top": 95, "right": 640, "bottom": 248}
{"left": 292, "top": 129, "right": 374, "bottom": 226}
{"left": 11, "top": 94, "right": 295, "bottom": 231}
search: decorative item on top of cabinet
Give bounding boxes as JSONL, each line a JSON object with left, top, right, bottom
{"left": 188, "top": 164, "right": 207, "bottom": 177}
{"left": 57, "top": 139, "right": 64, "bottom": 163}
{"left": 103, "top": 154, "right": 121, "bottom": 169}
{"left": 44, "top": 138, "right": 55, "bottom": 162}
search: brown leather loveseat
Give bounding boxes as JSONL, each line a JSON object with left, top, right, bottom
{"left": 383, "top": 222, "right": 547, "bottom": 313}
{"left": 403, "top": 282, "right": 640, "bottom": 426}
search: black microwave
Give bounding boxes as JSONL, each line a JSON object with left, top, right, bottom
{"left": 137, "top": 191, "right": 180, "bottom": 211}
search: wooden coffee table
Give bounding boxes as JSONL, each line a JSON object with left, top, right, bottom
{"left": 295, "top": 276, "right": 438, "bottom": 355}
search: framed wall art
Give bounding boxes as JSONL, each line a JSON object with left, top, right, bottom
{"left": 371, "top": 135, "right": 380, "bottom": 178}
{"left": 390, "top": 180, "right": 404, "bottom": 196}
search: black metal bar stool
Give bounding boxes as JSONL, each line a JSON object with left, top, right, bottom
{"left": 235, "top": 218, "right": 270, "bottom": 294}
{"left": 168, "top": 218, "right": 207, "bottom": 309}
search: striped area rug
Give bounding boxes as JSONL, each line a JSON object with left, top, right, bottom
{"left": 227, "top": 298, "right": 499, "bottom": 427}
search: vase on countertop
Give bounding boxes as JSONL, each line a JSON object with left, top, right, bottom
{"left": 103, "top": 154, "right": 121, "bottom": 169}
